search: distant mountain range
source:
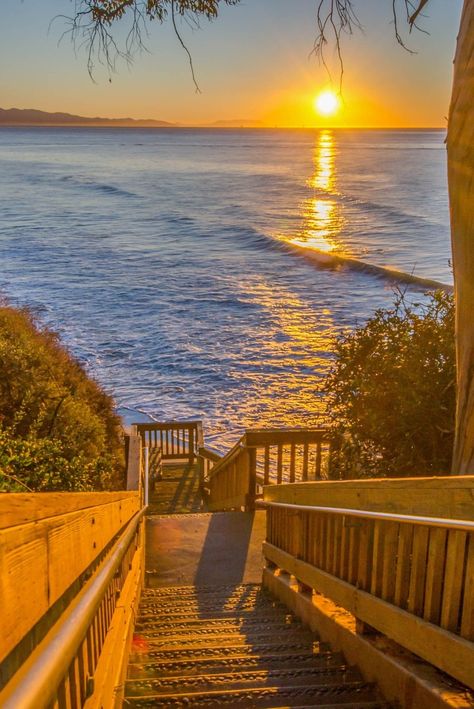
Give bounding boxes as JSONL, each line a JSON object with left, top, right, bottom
{"left": 0, "top": 107, "right": 176, "bottom": 127}
{"left": 0, "top": 107, "right": 265, "bottom": 128}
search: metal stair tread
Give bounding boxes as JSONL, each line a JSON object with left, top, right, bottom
{"left": 127, "top": 653, "right": 348, "bottom": 679}
{"left": 125, "top": 666, "right": 362, "bottom": 695}
{"left": 123, "top": 680, "right": 382, "bottom": 707}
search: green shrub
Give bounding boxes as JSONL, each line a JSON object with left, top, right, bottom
{"left": 0, "top": 304, "right": 124, "bottom": 491}
{"left": 324, "top": 290, "right": 455, "bottom": 478}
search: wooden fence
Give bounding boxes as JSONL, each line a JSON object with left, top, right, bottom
{"left": 199, "top": 428, "right": 330, "bottom": 511}
{"left": 135, "top": 421, "right": 202, "bottom": 465}
{"left": 261, "top": 476, "right": 474, "bottom": 691}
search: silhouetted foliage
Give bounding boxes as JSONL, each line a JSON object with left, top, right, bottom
{"left": 325, "top": 290, "right": 455, "bottom": 478}
{"left": 0, "top": 305, "right": 124, "bottom": 491}
{"left": 66, "top": 0, "right": 430, "bottom": 89}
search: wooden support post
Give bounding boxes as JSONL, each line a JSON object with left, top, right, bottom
{"left": 126, "top": 432, "right": 141, "bottom": 491}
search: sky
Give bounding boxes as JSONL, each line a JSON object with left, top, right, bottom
{"left": 0, "top": 0, "right": 463, "bottom": 127}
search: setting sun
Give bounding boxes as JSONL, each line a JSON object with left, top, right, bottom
{"left": 314, "top": 90, "right": 340, "bottom": 117}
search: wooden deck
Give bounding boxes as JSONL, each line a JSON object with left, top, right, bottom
{"left": 146, "top": 462, "right": 207, "bottom": 516}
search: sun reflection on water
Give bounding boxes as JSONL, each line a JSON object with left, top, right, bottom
{"left": 283, "top": 130, "right": 345, "bottom": 254}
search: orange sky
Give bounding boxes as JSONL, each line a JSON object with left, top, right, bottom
{"left": 0, "top": 0, "right": 463, "bottom": 127}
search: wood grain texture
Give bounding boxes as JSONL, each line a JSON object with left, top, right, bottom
{"left": 263, "top": 541, "right": 474, "bottom": 690}
{"left": 0, "top": 495, "right": 139, "bottom": 663}
{"left": 263, "top": 476, "right": 474, "bottom": 520}
{"left": 448, "top": 0, "right": 474, "bottom": 475}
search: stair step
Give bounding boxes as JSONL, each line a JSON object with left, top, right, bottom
{"left": 135, "top": 615, "right": 301, "bottom": 633}
{"left": 141, "top": 583, "right": 261, "bottom": 597}
{"left": 125, "top": 666, "right": 362, "bottom": 696}
{"left": 131, "top": 631, "right": 320, "bottom": 653}
{"left": 127, "top": 651, "right": 347, "bottom": 679}
{"left": 137, "top": 608, "right": 290, "bottom": 623}
{"left": 123, "top": 681, "right": 383, "bottom": 707}
{"left": 128, "top": 639, "right": 331, "bottom": 665}
{"left": 133, "top": 626, "right": 315, "bottom": 646}
{"left": 138, "top": 598, "right": 281, "bottom": 613}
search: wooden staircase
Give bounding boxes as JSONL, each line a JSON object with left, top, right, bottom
{"left": 124, "top": 456, "right": 392, "bottom": 708}
{"left": 125, "top": 584, "right": 392, "bottom": 708}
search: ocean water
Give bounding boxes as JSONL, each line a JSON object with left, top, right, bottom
{"left": 0, "top": 128, "right": 452, "bottom": 448}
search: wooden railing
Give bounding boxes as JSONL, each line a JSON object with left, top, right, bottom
{"left": 135, "top": 420, "right": 203, "bottom": 465}
{"left": 200, "top": 427, "right": 330, "bottom": 511}
{"left": 261, "top": 476, "right": 474, "bottom": 691}
{"left": 0, "top": 492, "right": 144, "bottom": 708}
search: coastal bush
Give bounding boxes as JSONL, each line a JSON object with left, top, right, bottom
{"left": 0, "top": 304, "right": 124, "bottom": 491}
{"left": 325, "top": 290, "right": 455, "bottom": 478}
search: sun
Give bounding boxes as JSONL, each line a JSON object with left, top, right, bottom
{"left": 314, "top": 90, "right": 340, "bottom": 117}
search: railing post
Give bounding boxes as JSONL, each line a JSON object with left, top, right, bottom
{"left": 188, "top": 426, "right": 195, "bottom": 466}
{"left": 126, "top": 426, "right": 141, "bottom": 491}
{"left": 246, "top": 447, "right": 257, "bottom": 511}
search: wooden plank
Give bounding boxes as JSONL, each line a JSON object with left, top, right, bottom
{"left": 394, "top": 524, "right": 413, "bottom": 609}
{"left": 302, "top": 442, "right": 309, "bottom": 482}
{"left": 357, "top": 519, "right": 374, "bottom": 592}
{"left": 423, "top": 527, "right": 447, "bottom": 625}
{"left": 276, "top": 445, "right": 283, "bottom": 485}
{"left": 370, "top": 520, "right": 384, "bottom": 596}
{"left": 289, "top": 443, "right": 296, "bottom": 483}
{"left": 441, "top": 530, "right": 467, "bottom": 632}
{"left": 264, "top": 446, "right": 270, "bottom": 485}
{"left": 263, "top": 541, "right": 474, "bottom": 691}
{"left": 315, "top": 442, "right": 322, "bottom": 479}
{"left": 0, "top": 497, "right": 140, "bottom": 664}
{"left": 262, "top": 476, "right": 474, "bottom": 520}
{"left": 380, "top": 522, "right": 399, "bottom": 604}
{"left": 407, "top": 526, "right": 429, "bottom": 616}
{"left": 135, "top": 421, "right": 199, "bottom": 431}
{"left": 245, "top": 428, "right": 328, "bottom": 447}
{"left": 126, "top": 434, "right": 141, "bottom": 491}
{"left": 0, "top": 492, "right": 138, "bottom": 530}
{"left": 460, "top": 534, "right": 474, "bottom": 640}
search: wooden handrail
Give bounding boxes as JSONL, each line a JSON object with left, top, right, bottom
{"left": 262, "top": 479, "right": 474, "bottom": 691}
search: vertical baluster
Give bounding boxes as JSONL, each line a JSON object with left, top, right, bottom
{"left": 264, "top": 445, "right": 270, "bottom": 485}
{"left": 315, "top": 441, "right": 322, "bottom": 479}
{"left": 339, "top": 516, "right": 351, "bottom": 581}
{"left": 423, "top": 527, "right": 447, "bottom": 625}
{"left": 332, "top": 514, "right": 342, "bottom": 576}
{"left": 302, "top": 442, "right": 309, "bottom": 481}
{"left": 460, "top": 534, "right": 474, "bottom": 640}
{"left": 68, "top": 662, "right": 80, "bottom": 709}
{"left": 370, "top": 520, "right": 384, "bottom": 596}
{"left": 394, "top": 524, "right": 414, "bottom": 609}
{"left": 380, "top": 522, "right": 399, "bottom": 603}
{"left": 407, "top": 526, "right": 430, "bottom": 616}
{"left": 348, "top": 521, "right": 361, "bottom": 586}
{"left": 357, "top": 519, "right": 374, "bottom": 592}
{"left": 324, "top": 514, "right": 335, "bottom": 573}
{"left": 441, "top": 529, "right": 467, "bottom": 632}
{"left": 277, "top": 445, "right": 283, "bottom": 484}
{"left": 289, "top": 443, "right": 296, "bottom": 483}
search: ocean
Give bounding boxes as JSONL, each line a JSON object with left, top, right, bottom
{"left": 0, "top": 127, "right": 452, "bottom": 448}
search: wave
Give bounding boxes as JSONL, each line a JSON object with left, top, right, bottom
{"left": 290, "top": 241, "right": 453, "bottom": 292}
{"left": 229, "top": 226, "right": 452, "bottom": 292}
{"left": 60, "top": 175, "right": 137, "bottom": 199}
